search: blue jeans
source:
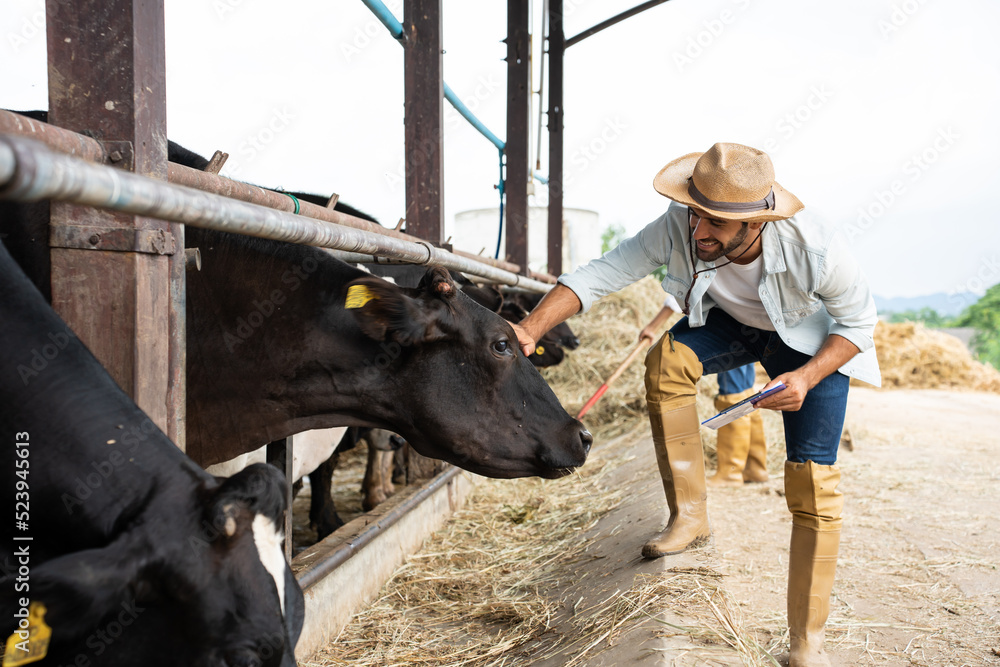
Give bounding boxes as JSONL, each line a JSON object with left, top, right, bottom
{"left": 670, "top": 308, "right": 849, "bottom": 465}
{"left": 717, "top": 364, "right": 755, "bottom": 395}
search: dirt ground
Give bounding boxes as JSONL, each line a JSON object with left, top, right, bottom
{"left": 302, "top": 386, "right": 1000, "bottom": 666}
{"left": 706, "top": 387, "right": 1000, "bottom": 666}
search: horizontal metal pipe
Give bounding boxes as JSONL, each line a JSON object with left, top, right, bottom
{"left": 0, "top": 110, "right": 552, "bottom": 282}
{"left": 167, "top": 161, "right": 546, "bottom": 280}
{"left": 296, "top": 466, "right": 462, "bottom": 591}
{"left": 0, "top": 134, "right": 554, "bottom": 291}
{"left": 0, "top": 110, "right": 105, "bottom": 163}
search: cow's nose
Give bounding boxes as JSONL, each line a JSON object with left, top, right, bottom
{"left": 566, "top": 336, "right": 581, "bottom": 350}
{"left": 579, "top": 428, "right": 593, "bottom": 456}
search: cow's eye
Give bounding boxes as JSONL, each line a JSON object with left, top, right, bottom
{"left": 492, "top": 339, "right": 512, "bottom": 356}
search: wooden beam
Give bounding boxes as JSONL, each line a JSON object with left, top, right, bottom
{"left": 547, "top": 0, "right": 565, "bottom": 277}
{"left": 46, "top": 0, "right": 183, "bottom": 448}
{"left": 403, "top": 0, "right": 444, "bottom": 244}
{"left": 505, "top": 0, "right": 531, "bottom": 273}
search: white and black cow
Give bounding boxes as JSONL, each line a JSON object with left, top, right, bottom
{"left": 0, "top": 239, "right": 303, "bottom": 667}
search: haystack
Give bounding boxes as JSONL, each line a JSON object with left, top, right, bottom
{"left": 861, "top": 321, "right": 1000, "bottom": 393}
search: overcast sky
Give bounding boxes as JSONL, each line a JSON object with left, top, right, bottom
{"left": 4, "top": 0, "right": 999, "bottom": 304}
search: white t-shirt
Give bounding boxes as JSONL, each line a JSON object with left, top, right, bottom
{"left": 706, "top": 255, "right": 776, "bottom": 331}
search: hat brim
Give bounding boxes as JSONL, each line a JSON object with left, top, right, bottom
{"left": 653, "top": 152, "right": 804, "bottom": 223}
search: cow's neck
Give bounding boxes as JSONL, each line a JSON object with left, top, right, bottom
{"left": 184, "top": 230, "right": 404, "bottom": 466}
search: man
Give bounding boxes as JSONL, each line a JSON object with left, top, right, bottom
{"left": 640, "top": 295, "right": 769, "bottom": 486}
{"left": 512, "top": 143, "right": 880, "bottom": 667}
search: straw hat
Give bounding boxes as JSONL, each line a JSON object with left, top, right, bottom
{"left": 653, "top": 142, "right": 803, "bottom": 222}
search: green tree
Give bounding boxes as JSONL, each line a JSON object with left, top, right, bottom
{"left": 887, "top": 307, "right": 954, "bottom": 327}
{"left": 600, "top": 223, "right": 626, "bottom": 254}
{"left": 955, "top": 283, "right": 1000, "bottom": 369}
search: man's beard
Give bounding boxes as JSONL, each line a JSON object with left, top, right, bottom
{"left": 695, "top": 224, "right": 749, "bottom": 262}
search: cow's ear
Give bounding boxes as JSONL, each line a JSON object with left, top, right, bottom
{"left": 417, "top": 266, "right": 458, "bottom": 299}
{"left": 207, "top": 463, "right": 287, "bottom": 538}
{"left": 344, "top": 275, "right": 450, "bottom": 346}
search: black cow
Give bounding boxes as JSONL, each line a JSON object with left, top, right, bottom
{"left": 0, "top": 112, "right": 591, "bottom": 481}
{"left": 0, "top": 239, "right": 303, "bottom": 667}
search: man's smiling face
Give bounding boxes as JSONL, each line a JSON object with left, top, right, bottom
{"left": 688, "top": 207, "right": 756, "bottom": 263}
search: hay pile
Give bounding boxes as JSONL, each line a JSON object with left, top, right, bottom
{"left": 865, "top": 321, "right": 1000, "bottom": 393}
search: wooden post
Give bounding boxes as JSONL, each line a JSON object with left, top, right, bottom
{"left": 547, "top": 0, "right": 565, "bottom": 277}
{"left": 505, "top": 0, "right": 531, "bottom": 273}
{"left": 46, "top": 0, "right": 182, "bottom": 448}
{"left": 403, "top": 0, "right": 444, "bottom": 245}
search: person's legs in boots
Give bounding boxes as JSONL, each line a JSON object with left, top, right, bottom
{"left": 762, "top": 343, "right": 849, "bottom": 667}
{"left": 785, "top": 460, "right": 842, "bottom": 667}
{"left": 710, "top": 364, "right": 761, "bottom": 486}
{"left": 641, "top": 332, "right": 709, "bottom": 557}
{"left": 743, "top": 407, "right": 769, "bottom": 482}
{"left": 641, "top": 312, "right": 765, "bottom": 558}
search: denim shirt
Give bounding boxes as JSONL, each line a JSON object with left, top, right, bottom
{"left": 559, "top": 203, "right": 882, "bottom": 386}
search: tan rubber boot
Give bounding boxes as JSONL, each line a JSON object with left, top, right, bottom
{"left": 707, "top": 389, "right": 754, "bottom": 487}
{"left": 785, "top": 460, "right": 843, "bottom": 667}
{"left": 641, "top": 334, "right": 711, "bottom": 559}
{"left": 743, "top": 408, "right": 769, "bottom": 482}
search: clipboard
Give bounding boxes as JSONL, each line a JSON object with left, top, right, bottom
{"left": 701, "top": 382, "right": 785, "bottom": 430}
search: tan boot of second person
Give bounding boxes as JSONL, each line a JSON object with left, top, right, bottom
{"left": 743, "top": 408, "right": 769, "bottom": 483}
{"left": 708, "top": 390, "right": 754, "bottom": 487}
{"left": 642, "top": 402, "right": 711, "bottom": 558}
{"left": 785, "top": 461, "right": 843, "bottom": 667}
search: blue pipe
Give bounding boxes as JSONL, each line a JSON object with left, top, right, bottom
{"left": 443, "top": 83, "right": 505, "bottom": 151}
{"left": 359, "top": 0, "right": 405, "bottom": 41}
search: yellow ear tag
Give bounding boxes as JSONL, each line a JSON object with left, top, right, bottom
{"left": 534, "top": 345, "right": 545, "bottom": 355}
{"left": 4, "top": 602, "right": 51, "bottom": 667}
{"left": 345, "top": 285, "right": 378, "bottom": 309}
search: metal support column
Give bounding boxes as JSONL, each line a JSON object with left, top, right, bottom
{"left": 505, "top": 0, "right": 531, "bottom": 273}
{"left": 547, "top": 0, "right": 565, "bottom": 277}
{"left": 45, "top": 0, "right": 183, "bottom": 448}
{"left": 403, "top": 0, "right": 444, "bottom": 245}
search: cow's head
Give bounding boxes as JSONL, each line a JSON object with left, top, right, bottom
{"left": 23, "top": 464, "right": 303, "bottom": 667}
{"left": 343, "top": 267, "right": 591, "bottom": 478}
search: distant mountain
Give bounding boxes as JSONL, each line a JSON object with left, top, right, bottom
{"left": 874, "top": 292, "right": 979, "bottom": 318}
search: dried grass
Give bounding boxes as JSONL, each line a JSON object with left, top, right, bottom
{"left": 304, "top": 436, "right": 773, "bottom": 667}
{"left": 861, "top": 321, "right": 1000, "bottom": 393}
{"left": 305, "top": 444, "right": 631, "bottom": 666}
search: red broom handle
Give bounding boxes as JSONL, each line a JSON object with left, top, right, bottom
{"left": 576, "top": 338, "right": 651, "bottom": 419}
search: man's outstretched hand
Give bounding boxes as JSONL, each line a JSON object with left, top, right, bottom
{"left": 509, "top": 321, "right": 537, "bottom": 357}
